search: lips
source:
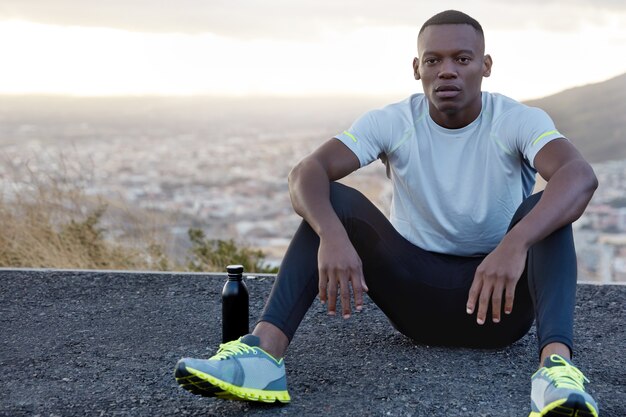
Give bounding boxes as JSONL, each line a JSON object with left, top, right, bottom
{"left": 435, "top": 85, "right": 461, "bottom": 99}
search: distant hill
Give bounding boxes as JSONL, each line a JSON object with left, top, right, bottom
{"left": 525, "top": 73, "right": 626, "bottom": 163}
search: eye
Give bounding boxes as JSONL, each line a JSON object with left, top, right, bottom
{"left": 457, "top": 57, "right": 471, "bottom": 64}
{"left": 424, "top": 58, "right": 439, "bottom": 65}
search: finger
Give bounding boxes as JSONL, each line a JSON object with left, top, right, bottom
{"left": 339, "top": 273, "right": 351, "bottom": 319}
{"left": 352, "top": 270, "right": 364, "bottom": 312}
{"left": 327, "top": 274, "right": 338, "bottom": 316}
{"left": 466, "top": 272, "right": 482, "bottom": 314}
{"left": 504, "top": 278, "right": 516, "bottom": 315}
{"left": 491, "top": 280, "right": 505, "bottom": 323}
{"left": 318, "top": 269, "right": 328, "bottom": 305}
{"left": 476, "top": 281, "right": 493, "bottom": 325}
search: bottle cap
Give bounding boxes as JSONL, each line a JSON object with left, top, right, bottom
{"left": 227, "top": 265, "right": 244, "bottom": 275}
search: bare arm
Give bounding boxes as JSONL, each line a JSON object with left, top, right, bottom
{"left": 503, "top": 139, "right": 598, "bottom": 248}
{"left": 467, "top": 139, "right": 598, "bottom": 324}
{"left": 289, "top": 139, "right": 360, "bottom": 237}
{"left": 288, "top": 138, "right": 367, "bottom": 318}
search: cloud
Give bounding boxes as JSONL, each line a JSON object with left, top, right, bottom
{"left": 0, "top": 0, "right": 624, "bottom": 39}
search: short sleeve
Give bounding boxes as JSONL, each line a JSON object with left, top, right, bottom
{"left": 335, "top": 109, "right": 392, "bottom": 167}
{"left": 511, "top": 106, "right": 566, "bottom": 168}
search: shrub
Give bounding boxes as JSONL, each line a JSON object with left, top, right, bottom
{"left": 0, "top": 153, "right": 278, "bottom": 273}
{"left": 186, "top": 228, "right": 279, "bottom": 274}
{"left": 0, "top": 156, "right": 165, "bottom": 270}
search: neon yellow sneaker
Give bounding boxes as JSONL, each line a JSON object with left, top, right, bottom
{"left": 174, "top": 359, "right": 230, "bottom": 399}
{"left": 175, "top": 334, "right": 290, "bottom": 403}
{"left": 529, "top": 354, "right": 599, "bottom": 417}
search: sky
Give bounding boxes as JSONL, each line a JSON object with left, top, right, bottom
{"left": 1, "top": 0, "right": 626, "bottom": 100}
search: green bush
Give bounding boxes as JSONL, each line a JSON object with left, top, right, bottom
{"left": 186, "top": 228, "right": 279, "bottom": 274}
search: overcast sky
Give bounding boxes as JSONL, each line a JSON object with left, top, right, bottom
{"left": 1, "top": 0, "right": 625, "bottom": 99}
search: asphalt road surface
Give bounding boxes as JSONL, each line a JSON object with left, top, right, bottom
{"left": 1, "top": 269, "right": 624, "bottom": 416}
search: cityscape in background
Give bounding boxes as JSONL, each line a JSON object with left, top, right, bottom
{"left": 0, "top": 96, "right": 624, "bottom": 283}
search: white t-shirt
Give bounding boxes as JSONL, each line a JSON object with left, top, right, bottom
{"left": 335, "top": 92, "right": 564, "bottom": 256}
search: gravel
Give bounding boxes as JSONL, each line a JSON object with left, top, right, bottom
{"left": 1, "top": 269, "right": 624, "bottom": 417}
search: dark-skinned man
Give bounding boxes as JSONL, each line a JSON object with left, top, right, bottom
{"left": 175, "top": 10, "right": 600, "bottom": 417}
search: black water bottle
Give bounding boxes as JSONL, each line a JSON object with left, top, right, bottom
{"left": 222, "top": 264, "right": 249, "bottom": 343}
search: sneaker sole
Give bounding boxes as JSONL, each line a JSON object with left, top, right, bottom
{"left": 186, "top": 366, "right": 291, "bottom": 404}
{"left": 175, "top": 360, "right": 235, "bottom": 399}
{"left": 529, "top": 393, "right": 599, "bottom": 417}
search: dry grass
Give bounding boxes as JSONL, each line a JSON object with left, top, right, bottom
{"left": 0, "top": 152, "right": 275, "bottom": 272}
{"left": 0, "top": 154, "right": 168, "bottom": 270}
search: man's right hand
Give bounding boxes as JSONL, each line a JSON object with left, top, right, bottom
{"left": 287, "top": 138, "right": 365, "bottom": 318}
{"left": 317, "top": 235, "right": 368, "bottom": 319}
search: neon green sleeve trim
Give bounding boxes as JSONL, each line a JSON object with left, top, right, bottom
{"left": 532, "top": 130, "right": 559, "bottom": 146}
{"left": 343, "top": 131, "right": 357, "bottom": 143}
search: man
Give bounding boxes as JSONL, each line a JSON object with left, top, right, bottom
{"left": 175, "top": 10, "right": 600, "bottom": 417}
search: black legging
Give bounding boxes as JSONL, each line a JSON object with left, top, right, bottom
{"left": 259, "top": 182, "right": 577, "bottom": 353}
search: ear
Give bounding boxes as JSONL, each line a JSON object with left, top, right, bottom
{"left": 413, "top": 57, "right": 420, "bottom": 80}
{"left": 483, "top": 54, "right": 493, "bottom": 78}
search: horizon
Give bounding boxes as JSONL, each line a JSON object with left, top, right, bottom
{"left": 1, "top": 1, "right": 626, "bottom": 102}
{"left": 0, "top": 70, "right": 623, "bottom": 103}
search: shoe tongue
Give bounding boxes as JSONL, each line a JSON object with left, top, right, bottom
{"left": 240, "top": 334, "right": 261, "bottom": 347}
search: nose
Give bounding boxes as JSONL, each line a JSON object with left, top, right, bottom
{"left": 438, "top": 58, "right": 457, "bottom": 79}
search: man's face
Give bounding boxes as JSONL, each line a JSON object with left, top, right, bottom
{"left": 414, "top": 24, "right": 492, "bottom": 128}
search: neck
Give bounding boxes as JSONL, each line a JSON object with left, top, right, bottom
{"left": 429, "top": 94, "right": 483, "bottom": 129}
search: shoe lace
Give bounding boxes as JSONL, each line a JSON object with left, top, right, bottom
{"left": 210, "top": 339, "right": 254, "bottom": 360}
{"left": 543, "top": 354, "right": 589, "bottom": 391}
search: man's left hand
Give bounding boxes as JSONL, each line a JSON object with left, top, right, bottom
{"left": 466, "top": 236, "right": 528, "bottom": 324}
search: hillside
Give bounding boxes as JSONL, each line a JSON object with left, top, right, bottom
{"left": 525, "top": 73, "right": 626, "bottom": 163}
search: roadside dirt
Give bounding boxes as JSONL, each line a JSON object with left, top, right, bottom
{"left": 1, "top": 269, "right": 624, "bottom": 416}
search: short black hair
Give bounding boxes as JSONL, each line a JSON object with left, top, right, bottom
{"left": 418, "top": 10, "right": 483, "bottom": 37}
